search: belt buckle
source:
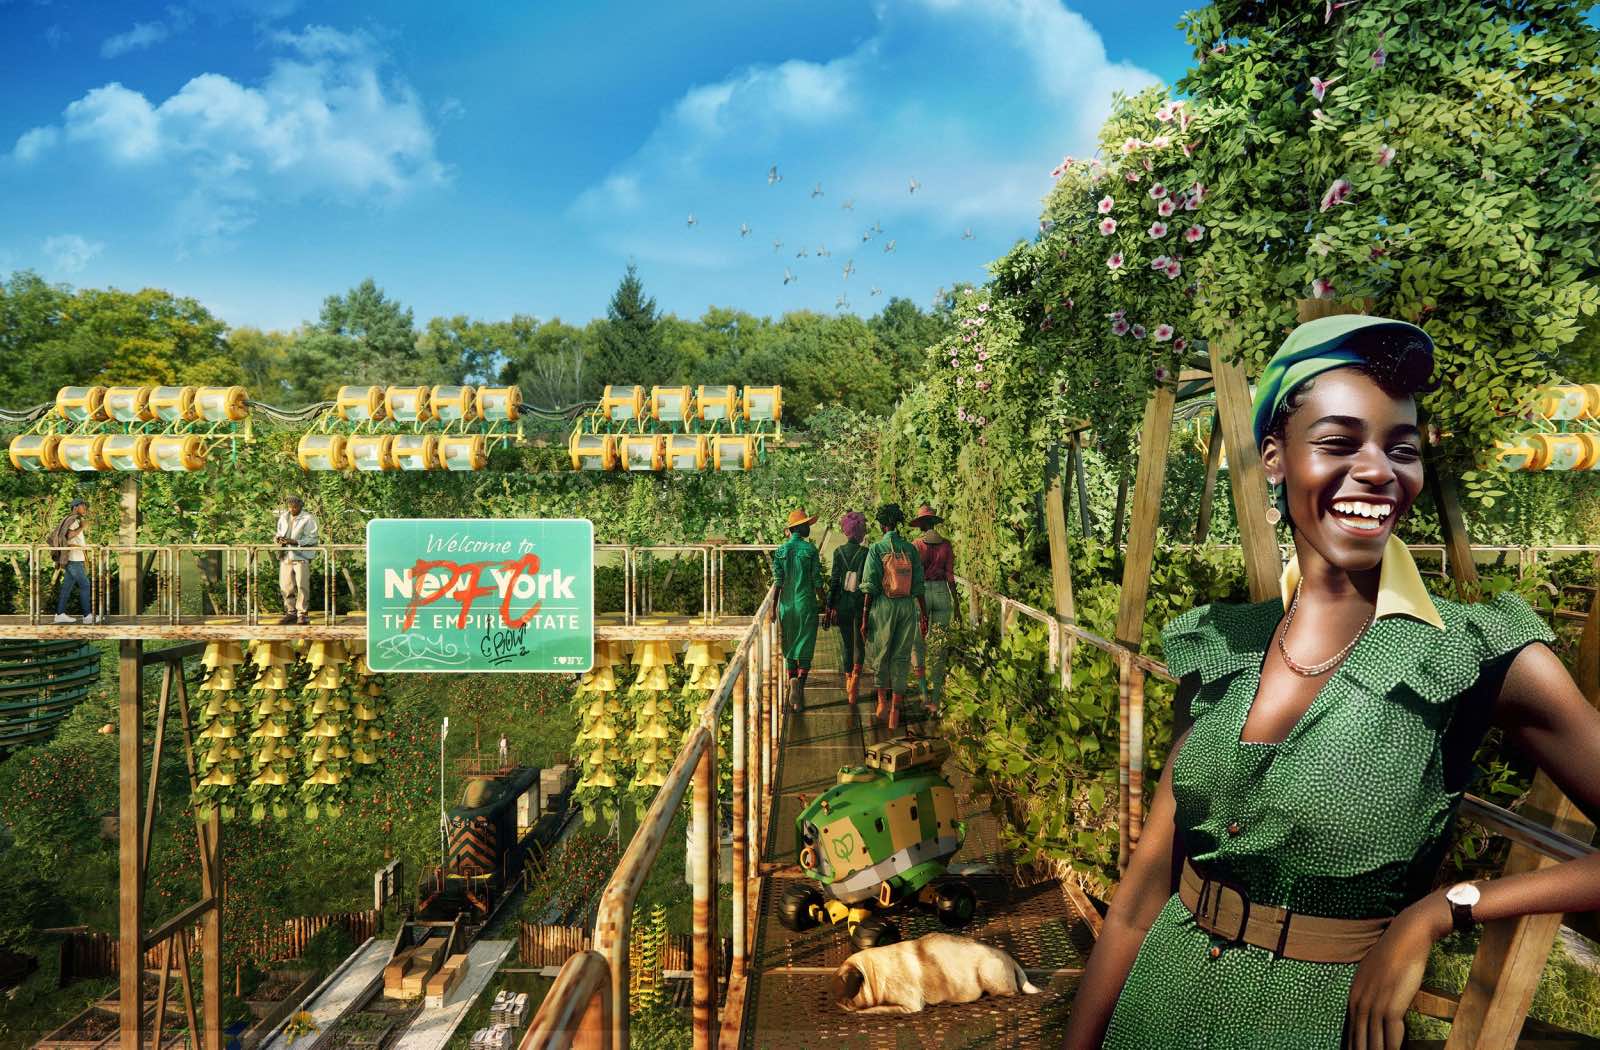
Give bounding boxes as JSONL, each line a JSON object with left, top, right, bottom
{"left": 1199, "top": 871, "right": 1252, "bottom": 945}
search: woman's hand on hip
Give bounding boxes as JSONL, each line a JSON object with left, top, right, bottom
{"left": 1343, "top": 891, "right": 1449, "bottom": 1050}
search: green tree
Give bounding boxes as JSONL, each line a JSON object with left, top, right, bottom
{"left": 590, "top": 264, "right": 661, "bottom": 389}
{"left": 416, "top": 315, "right": 506, "bottom": 385}
{"left": 868, "top": 297, "right": 946, "bottom": 382}
{"left": 498, "top": 316, "right": 596, "bottom": 407}
{"left": 0, "top": 271, "right": 72, "bottom": 406}
{"left": 283, "top": 279, "right": 425, "bottom": 403}
{"left": 226, "top": 327, "right": 297, "bottom": 402}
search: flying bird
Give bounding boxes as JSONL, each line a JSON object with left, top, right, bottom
{"left": 817, "top": 244, "right": 830, "bottom": 258}
{"left": 870, "top": 286, "right": 882, "bottom": 296}
{"left": 861, "top": 229, "right": 873, "bottom": 243}
{"left": 740, "top": 222, "right": 751, "bottom": 238}
{"left": 908, "top": 177, "right": 920, "bottom": 194}
{"left": 961, "top": 228, "right": 974, "bottom": 240}
{"left": 883, "top": 239, "right": 896, "bottom": 253}
{"left": 841, "top": 199, "right": 854, "bottom": 211}
{"left": 772, "top": 238, "right": 783, "bottom": 253}
{"left": 872, "top": 221, "right": 884, "bottom": 235}
{"left": 768, "top": 164, "right": 782, "bottom": 185}
{"left": 842, "top": 259, "right": 855, "bottom": 279}
{"left": 811, "top": 182, "right": 824, "bottom": 198}
{"left": 836, "top": 293, "right": 850, "bottom": 311}
{"left": 686, "top": 213, "right": 697, "bottom": 227}
{"left": 795, "top": 246, "right": 809, "bottom": 258}
{"left": 783, "top": 267, "right": 797, "bottom": 284}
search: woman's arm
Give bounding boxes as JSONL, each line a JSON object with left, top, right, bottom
{"left": 1060, "top": 726, "right": 1190, "bottom": 1050}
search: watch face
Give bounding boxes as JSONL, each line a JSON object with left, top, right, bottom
{"left": 1446, "top": 882, "right": 1481, "bottom": 907}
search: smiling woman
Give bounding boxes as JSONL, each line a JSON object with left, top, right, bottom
{"left": 1062, "top": 316, "right": 1600, "bottom": 1050}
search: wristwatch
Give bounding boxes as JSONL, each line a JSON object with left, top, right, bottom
{"left": 1445, "top": 881, "right": 1481, "bottom": 934}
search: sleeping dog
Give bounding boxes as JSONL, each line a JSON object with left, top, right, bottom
{"left": 831, "top": 932, "right": 1041, "bottom": 1014}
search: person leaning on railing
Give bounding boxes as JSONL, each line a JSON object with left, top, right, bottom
{"left": 1061, "top": 316, "right": 1600, "bottom": 1050}
{"left": 274, "top": 495, "right": 319, "bottom": 626}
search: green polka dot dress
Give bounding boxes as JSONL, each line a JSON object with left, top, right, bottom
{"left": 1101, "top": 591, "right": 1554, "bottom": 1049}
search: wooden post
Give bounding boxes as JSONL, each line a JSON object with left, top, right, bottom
{"left": 730, "top": 666, "right": 748, "bottom": 983}
{"left": 117, "top": 475, "right": 143, "bottom": 1050}
{"left": 1044, "top": 449, "right": 1076, "bottom": 689}
{"left": 1110, "top": 470, "right": 1129, "bottom": 551}
{"left": 691, "top": 739, "right": 718, "bottom": 1048}
{"left": 1431, "top": 469, "right": 1481, "bottom": 597}
{"left": 1208, "top": 333, "right": 1280, "bottom": 602}
{"left": 1070, "top": 435, "right": 1095, "bottom": 537}
{"left": 1113, "top": 388, "right": 1175, "bottom": 871}
{"left": 1196, "top": 411, "right": 1224, "bottom": 543}
{"left": 1445, "top": 574, "right": 1600, "bottom": 1050}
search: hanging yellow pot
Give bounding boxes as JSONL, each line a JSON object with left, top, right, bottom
{"left": 632, "top": 666, "right": 669, "bottom": 692}
{"left": 203, "top": 695, "right": 226, "bottom": 718}
{"left": 253, "top": 667, "right": 290, "bottom": 691}
{"left": 635, "top": 768, "right": 668, "bottom": 788}
{"left": 684, "top": 640, "right": 725, "bottom": 668}
{"left": 250, "top": 641, "right": 294, "bottom": 668}
{"left": 205, "top": 739, "right": 227, "bottom": 765}
{"left": 198, "top": 719, "right": 235, "bottom": 740}
{"left": 354, "top": 703, "right": 379, "bottom": 721}
{"left": 354, "top": 747, "right": 377, "bottom": 765}
{"left": 306, "top": 641, "right": 346, "bottom": 670}
{"left": 203, "top": 669, "right": 238, "bottom": 692}
{"left": 309, "top": 666, "right": 344, "bottom": 690}
{"left": 640, "top": 719, "right": 672, "bottom": 741}
{"left": 590, "top": 720, "right": 618, "bottom": 741}
{"left": 199, "top": 767, "right": 236, "bottom": 787}
{"left": 202, "top": 642, "right": 243, "bottom": 671}
{"left": 252, "top": 768, "right": 289, "bottom": 788}
{"left": 309, "top": 717, "right": 340, "bottom": 738}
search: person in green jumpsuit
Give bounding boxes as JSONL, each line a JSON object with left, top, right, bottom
{"left": 772, "top": 508, "right": 821, "bottom": 711}
{"left": 909, "top": 504, "right": 955, "bottom": 711}
{"left": 860, "top": 503, "right": 927, "bottom": 730}
{"left": 1065, "top": 315, "right": 1600, "bottom": 1050}
{"left": 824, "top": 510, "right": 870, "bottom": 702}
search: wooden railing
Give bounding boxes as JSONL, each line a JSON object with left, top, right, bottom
{"left": 524, "top": 585, "right": 779, "bottom": 1050}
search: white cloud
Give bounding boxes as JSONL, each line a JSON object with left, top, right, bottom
{"left": 102, "top": 21, "right": 171, "bottom": 58}
{"left": 42, "top": 234, "right": 105, "bottom": 275}
{"left": 12, "top": 24, "right": 448, "bottom": 245}
{"left": 572, "top": 0, "right": 1159, "bottom": 269}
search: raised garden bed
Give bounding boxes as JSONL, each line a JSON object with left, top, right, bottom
{"left": 325, "top": 1010, "right": 401, "bottom": 1050}
{"left": 241, "top": 968, "right": 319, "bottom": 1049}
{"left": 34, "top": 1001, "right": 189, "bottom": 1050}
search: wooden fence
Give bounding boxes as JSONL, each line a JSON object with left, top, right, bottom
{"left": 58, "top": 909, "right": 379, "bottom": 984}
{"left": 520, "top": 923, "right": 690, "bottom": 974}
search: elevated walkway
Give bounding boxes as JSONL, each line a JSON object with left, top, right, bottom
{"left": 739, "top": 636, "right": 1097, "bottom": 1049}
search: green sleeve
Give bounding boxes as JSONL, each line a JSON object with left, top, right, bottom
{"left": 808, "top": 544, "right": 822, "bottom": 600}
{"left": 861, "top": 540, "right": 882, "bottom": 597}
{"left": 909, "top": 536, "right": 925, "bottom": 599}
{"left": 827, "top": 547, "right": 844, "bottom": 610}
{"left": 771, "top": 546, "right": 785, "bottom": 590}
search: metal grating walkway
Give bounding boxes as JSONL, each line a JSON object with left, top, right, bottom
{"left": 741, "top": 634, "right": 1095, "bottom": 1049}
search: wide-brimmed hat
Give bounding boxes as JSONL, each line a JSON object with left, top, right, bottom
{"left": 909, "top": 504, "right": 944, "bottom": 528}
{"left": 785, "top": 508, "right": 817, "bottom": 530}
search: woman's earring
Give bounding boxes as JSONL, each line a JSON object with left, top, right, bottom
{"left": 1265, "top": 481, "right": 1283, "bottom": 526}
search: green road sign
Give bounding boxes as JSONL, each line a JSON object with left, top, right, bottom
{"left": 366, "top": 518, "right": 594, "bottom": 673}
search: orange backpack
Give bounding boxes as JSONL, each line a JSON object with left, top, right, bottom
{"left": 881, "top": 548, "right": 913, "bottom": 599}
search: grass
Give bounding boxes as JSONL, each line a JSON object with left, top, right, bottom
{"left": 1406, "top": 930, "right": 1600, "bottom": 1041}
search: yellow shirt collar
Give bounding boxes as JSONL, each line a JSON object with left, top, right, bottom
{"left": 1278, "top": 533, "right": 1445, "bottom": 630}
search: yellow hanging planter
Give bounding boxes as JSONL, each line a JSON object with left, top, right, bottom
{"left": 639, "top": 718, "right": 672, "bottom": 741}
{"left": 354, "top": 748, "right": 377, "bottom": 765}
{"left": 252, "top": 768, "right": 289, "bottom": 788}
{"left": 309, "top": 718, "right": 340, "bottom": 738}
{"left": 632, "top": 666, "right": 670, "bottom": 692}
{"left": 198, "top": 719, "right": 235, "bottom": 740}
{"left": 202, "top": 669, "right": 238, "bottom": 692}
{"left": 354, "top": 703, "right": 380, "bottom": 721}
{"left": 306, "top": 641, "right": 346, "bottom": 670}
{"left": 635, "top": 768, "right": 668, "bottom": 788}
{"left": 253, "top": 668, "right": 290, "bottom": 691}
{"left": 202, "top": 642, "right": 243, "bottom": 671}
{"left": 199, "top": 767, "right": 236, "bottom": 787}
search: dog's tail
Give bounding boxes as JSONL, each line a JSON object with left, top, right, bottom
{"left": 1014, "top": 959, "right": 1042, "bottom": 995}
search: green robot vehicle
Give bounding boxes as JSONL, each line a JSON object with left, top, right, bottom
{"left": 778, "top": 736, "right": 978, "bottom": 949}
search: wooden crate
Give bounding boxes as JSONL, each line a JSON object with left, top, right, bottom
{"left": 423, "top": 954, "right": 468, "bottom": 1008}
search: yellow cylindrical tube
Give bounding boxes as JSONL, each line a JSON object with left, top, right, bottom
{"left": 195, "top": 386, "right": 248, "bottom": 422}
{"left": 55, "top": 386, "right": 108, "bottom": 422}
{"left": 148, "top": 435, "right": 208, "bottom": 471}
{"left": 57, "top": 435, "right": 110, "bottom": 472}
{"left": 297, "top": 434, "right": 348, "bottom": 471}
{"left": 8, "top": 434, "right": 63, "bottom": 471}
{"left": 149, "top": 386, "right": 199, "bottom": 423}
{"left": 476, "top": 386, "right": 522, "bottom": 422}
{"left": 430, "top": 385, "right": 477, "bottom": 423}
{"left": 101, "top": 435, "right": 154, "bottom": 471}
{"left": 438, "top": 434, "right": 488, "bottom": 471}
{"left": 392, "top": 434, "right": 440, "bottom": 471}
{"left": 385, "top": 386, "right": 432, "bottom": 423}
{"left": 104, "top": 387, "right": 154, "bottom": 423}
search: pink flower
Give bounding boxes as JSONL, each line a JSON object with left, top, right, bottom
{"left": 1143, "top": 157, "right": 1154, "bottom": 171}
{"left": 957, "top": 406, "right": 966, "bottom": 420}
{"left": 973, "top": 362, "right": 984, "bottom": 373}
{"left": 1324, "top": 0, "right": 1359, "bottom": 23}
{"left": 1182, "top": 142, "right": 1196, "bottom": 158}
{"left": 1173, "top": 337, "right": 1187, "bottom": 352}
{"left": 1184, "top": 224, "right": 1205, "bottom": 243}
{"left": 1107, "top": 253, "right": 1124, "bottom": 270}
{"left": 1165, "top": 259, "right": 1183, "bottom": 278}
{"left": 1063, "top": 296, "right": 1074, "bottom": 308}
{"left": 1050, "top": 155, "right": 1075, "bottom": 178}
{"left": 1376, "top": 144, "right": 1396, "bottom": 166}
{"left": 1154, "top": 365, "right": 1170, "bottom": 382}
{"left": 1210, "top": 42, "right": 1227, "bottom": 56}
{"left": 1121, "top": 137, "right": 1141, "bottom": 155}
{"left": 1311, "top": 277, "right": 1335, "bottom": 299}
{"left": 1371, "top": 46, "right": 1386, "bottom": 68}
{"left": 1183, "top": 194, "right": 1199, "bottom": 211}
{"left": 1309, "top": 75, "right": 1342, "bottom": 102}
{"left": 1319, "top": 178, "right": 1352, "bottom": 212}
{"left": 1131, "top": 325, "right": 1147, "bottom": 340}
{"left": 1124, "top": 169, "right": 1141, "bottom": 184}
{"left": 1099, "top": 217, "right": 1118, "bottom": 236}
{"left": 1156, "top": 105, "right": 1173, "bottom": 122}
{"left": 1148, "top": 222, "right": 1169, "bottom": 238}
{"left": 977, "top": 380, "right": 991, "bottom": 392}
{"left": 1153, "top": 324, "right": 1174, "bottom": 342}
{"left": 977, "top": 301, "right": 989, "bottom": 311}
{"left": 1151, "top": 255, "right": 1170, "bottom": 270}
{"left": 956, "top": 378, "right": 965, "bottom": 390}
{"left": 1190, "top": 181, "right": 1208, "bottom": 202}
{"left": 1151, "top": 136, "right": 1171, "bottom": 149}
{"left": 974, "top": 317, "right": 987, "bottom": 326}
{"left": 978, "top": 350, "right": 989, "bottom": 361}
{"left": 1149, "top": 182, "right": 1169, "bottom": 200}
{"left": 977, "top": 416, "right": 987, "bottom": 427}
{"left": 1098, "top": 195, "right": 1115, "bottom": 214}
{"left": 1111, "top": 319, "right": 1130, "bottom": 336}
{"left": 1109, "top": 309, "right": 1126, "bottom": 320}
{"left": 1158, "top": 199, "right": 1176, "bottom": 217}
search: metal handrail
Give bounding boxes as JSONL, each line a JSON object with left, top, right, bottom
{"left": 631, "top": 545, "right": 712, "bottom": 622}
{"left": 523, "top": 951, "right": 613, "bottom": 1050}
{"left": 526, "top": 583, "right": 779, "bottom": 1050}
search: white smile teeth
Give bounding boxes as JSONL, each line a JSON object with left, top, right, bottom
{"left": 1331, "top": 500, "right": 1392, "bottom": 526}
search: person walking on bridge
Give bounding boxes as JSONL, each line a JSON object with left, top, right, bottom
{"left": 773, "top": 508, "right": 822, "bottom": 711}
{"left": 825, "top": 510, "right": 871, "bottom": 703}
{"left": 274, "top": 495, "right": 319, "bottom": 626}
{"left": 910, "top": 504, "right": 955, "bottom": 713}
{"left": 50, "top": 498, "right": 96, "bottom": 624}
{"left": 860, "top": 503, "right": 927, "bottom": 730}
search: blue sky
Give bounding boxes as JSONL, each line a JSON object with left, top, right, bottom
{"left": 0, "top": 0, "right": 1199, "bottom": 332}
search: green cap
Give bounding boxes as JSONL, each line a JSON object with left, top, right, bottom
{"left": 1251, "top": 314, "right": 1435, "bottom": 449}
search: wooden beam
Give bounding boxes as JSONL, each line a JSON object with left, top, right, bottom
{"left": 1070, "top": 436, "right": 1094, "bottom": 537}
{"left": 1431, "top": 468, "right": 1481, "bottom": 598}
{"left": 141, "top": 662, "right": 174, "bottom": 885}
{"left": 142, "top": 895, "right": 216, "bottom": 952}
{"left": 1208, "top": 333, "right": 1280, "bottom": 602}
{"left": 1044, "top": 448, "right": 1076, "bottom": 690}
{"left": 176, "top": 929, "right": 200, "bottom": 1050}
{"left": 1196, "top": 411, "right": 1224, "bottom": 543}
{"left": 1110, "top": 470, "right": 1129, "bottom": 551}
{"left": 1444, "top": 560, "right": 1600, "bottom": 1050}
{"left": 1113, "top": 388, "right": 1175, "bottom": 872}
{"left": 117, "top": 640, "right": 143, "bottom": 1050}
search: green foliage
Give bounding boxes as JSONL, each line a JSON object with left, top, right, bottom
{"left": 1178, "top": 0, "right": 1600, "bottom": 475}
{"left": 591, "top": 263, "right": 663, "bottom": 388}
